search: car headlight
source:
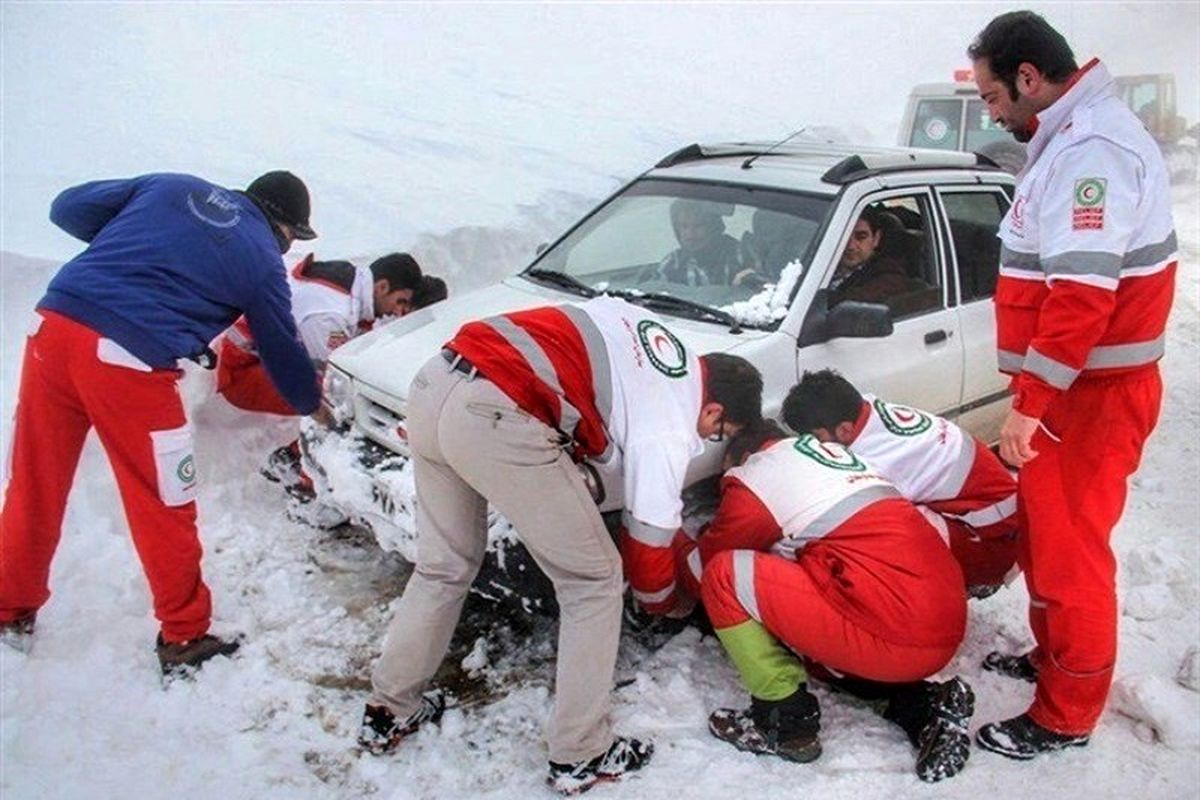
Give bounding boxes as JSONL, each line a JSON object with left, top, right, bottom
{"left": 321, "top": 364, "right": 355, "bottom": 425}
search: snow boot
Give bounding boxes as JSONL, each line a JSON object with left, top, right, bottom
{"left": 708, "top": 685, "right": 822, "bottom": 764}
{"left": 0, "top": 613, "right": 36, "bottom": 653}
{"left": 976, "top": 713, "right": 1090, "bottom": 760}
{"left": 261, "top": 442, "right": 302, "bottom": 485}
{"left": 982, "top": 650, "right": 1038, "bottom": 683}
{"left": 547, "top": 736, "right": 654, "bottom": 795}
{"left": 156, "top": 632, "right": 241, "bottom": 678}
{"left": 357, "top": 689, "right": 446, "bottom": 756}
{"left": 914, "top": 677, "right": 975, "bottom": 782}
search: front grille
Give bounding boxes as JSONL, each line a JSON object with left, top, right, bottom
{"left": 353, "top": 392, "right": 410, "bottom": 455}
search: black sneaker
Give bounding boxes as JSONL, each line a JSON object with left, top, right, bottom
{"left": 915, "top": 677, "right": 975, "bottom": 782}
{"left": 261, "top": 442, "right": 302, "bottom": 485}
{"left": 982, "top": 651, "right": 1038, "bottom": 683}
{"left": 156, "top": 633, "right": 241, "bottom": 678}
{"left": 357, "top": 690, "right": 446, "bottom": 755}
{"left": 0, "top": 613, "right": 36, "bottom": 653}
{"left": 708, "top": 687, "right": 822, "bottom": 764}
{"left": 976, "top": 714, "right": 1089, "bottom": 760}
{"left": 547, "top": 736, "right": 654, "bottom": 796}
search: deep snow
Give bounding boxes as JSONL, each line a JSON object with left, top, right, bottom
{"left": 2, "top": 3, "right": 1200, "bottom": 799}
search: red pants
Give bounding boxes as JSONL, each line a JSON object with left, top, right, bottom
{"left": 946, "top": 518, "right": 1017, "bottom": 588}
{"left": 701, "top": 549, "right": 959, "bottom": 683}
{"left": 216, "top": 338, "right": 297, "bottom": 416}
{"left": 0, "top": 311, "right": 211, "bottom": 641}
{"left": 1020, "top": 366, "right": 1162, "bottom": 734}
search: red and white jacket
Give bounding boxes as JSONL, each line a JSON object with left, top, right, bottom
{"left": 844, "top": 395, "right": 1016, "bottom": 539}
{"left": 675, "top": 435, "right": 966, "bottom": 646}
{"left": 446, "top": 296, "right": 706, "bottom": 614}
{"left": 997, "top": 59, "right": 1177, "bottom": 419}
{"left": 222, "top": 253, "right": 376, "bottom": 366}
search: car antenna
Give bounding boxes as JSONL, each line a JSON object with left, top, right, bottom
{"left": 742, "top": 127, "right": 808, "bottom": 170}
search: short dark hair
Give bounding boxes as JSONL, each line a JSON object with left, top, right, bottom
{"left": 701, "top": 353, "right": 763, "bottom": 427}
{"left": 857, "top": 204, "right": 883, "bottom": 235}
{"left": 412, "top": 275, "right": 448, "bottom": 310}
{"left": 967, "top": 11, "right": 1077, "bottom": 100}
{"left": 369, "top": 253, "right": 423, "bottom": 293}
{"left": 725, "top": 418, "right": 788, "bottom": 469}
{"left": 782, "top": 369, "right": 863, "bottom": 434}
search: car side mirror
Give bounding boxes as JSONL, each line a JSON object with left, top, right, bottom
{"left": 798, "top": 289, "right": 893, "bottom": 347}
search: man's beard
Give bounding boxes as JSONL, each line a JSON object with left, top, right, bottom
{"left": 1011, "top": 126, "right": 1033, "bottom": 144}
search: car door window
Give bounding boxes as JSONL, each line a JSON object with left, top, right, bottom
{"left": 940, "top": 190, "right": 1009, "bottom": 302}
{"left": 829, "top": 193, "right": 944, "bottom": 321}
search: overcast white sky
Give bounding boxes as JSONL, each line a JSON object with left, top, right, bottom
{"left": 1, "top": 2, "right": 1197, "bottom": 262}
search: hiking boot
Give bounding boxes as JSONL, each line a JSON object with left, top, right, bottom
{"left": 976, "top": 713, "right": 1089, "bottom": 760}
{"left": 915, "top": 677, "right": 975, "bottom": 782}
{"left": 156, "top": 633, "right": 241, "bottom": 678}
{"left": 357, "top": 690, "right": 446, "bottom": 756}
{"left": 982, "top": 650, "right": 1038, "bottom": 683}
{"left": 0, "top": 613, "right": 36, "bottom": 653}
{"left": 708, "top": 686, "right": 822, "bottom": 764}
{"left": 261, "top": 442, "right": 302, "bottom": 485}
{"left": 547, "top": 736, "right": 654, "bottom": 796}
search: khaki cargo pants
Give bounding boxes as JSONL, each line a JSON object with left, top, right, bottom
{"left": 370, "top": 353, "right": 624, "bottom": 764}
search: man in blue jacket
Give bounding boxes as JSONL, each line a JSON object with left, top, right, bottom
{"left": 0, "top": 171, "right": 322, "bottom": 677}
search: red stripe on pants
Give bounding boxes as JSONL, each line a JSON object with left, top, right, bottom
{"left": 700, "top": 549, "right": 958, "bottom": 683}
{"left": 1019, "top": 366, "right": 1162, "bottom": 734}
{"left": 0, "top": 311, "right": 211, "bottom": 641}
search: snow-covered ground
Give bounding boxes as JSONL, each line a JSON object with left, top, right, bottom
{"left": 3, "top": 4, "right": 1200, "bottom": 799}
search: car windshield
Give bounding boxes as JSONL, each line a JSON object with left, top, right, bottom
{"left": 524, "top": 178, "right": 833, "bottom": 329}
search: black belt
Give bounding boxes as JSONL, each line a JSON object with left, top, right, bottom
{"left": 441, "top": 348, "right": 478, "bottom": 377}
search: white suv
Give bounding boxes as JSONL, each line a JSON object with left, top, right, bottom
{"left": 304, "top": 141, "right": 1015, "bottom": 598}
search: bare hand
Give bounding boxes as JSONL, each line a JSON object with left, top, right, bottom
{"left": 310, "top": 404, "right": 335, "bottom": 428}
{"left": 999, "top": 408, "right": 1040, "bottom": 467}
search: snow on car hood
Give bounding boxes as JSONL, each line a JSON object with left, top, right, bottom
{"left": 328, "top": 275, "right": 767, "bottom": 403}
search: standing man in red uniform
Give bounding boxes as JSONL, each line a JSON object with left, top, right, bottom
{"left": 968, "top": 11, "right": 1177, "bottom": 758}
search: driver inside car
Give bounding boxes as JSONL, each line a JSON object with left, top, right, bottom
{"left": 646, "top": 199, "right": 744, "bottom": 286}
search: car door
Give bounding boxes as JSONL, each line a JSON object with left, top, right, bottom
{"left": 798, "top": 187, "right": 964, "bottom": 416}
{"left": 936, "top": 185, "right": 1014, "bottom": 441}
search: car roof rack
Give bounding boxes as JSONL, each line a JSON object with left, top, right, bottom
{"left": 820, "top": 151, "right": 1002, "bottom": 184}
{"left": 656, "top": 142, "right": 1004, "bottom": 180}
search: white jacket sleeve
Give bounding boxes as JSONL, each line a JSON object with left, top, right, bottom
{"left": 297, "top": 312, "right": 352, "bottom": 365}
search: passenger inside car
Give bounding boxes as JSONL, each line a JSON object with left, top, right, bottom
{"left": 830, "top": 205, "right": 933, "bottom": 315}
{"left": 647, "top": 199, "right": 743, "bottom": 286}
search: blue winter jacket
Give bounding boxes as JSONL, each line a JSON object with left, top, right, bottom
{"left": 40, "top": 173, "right": 320, "bottom": 414}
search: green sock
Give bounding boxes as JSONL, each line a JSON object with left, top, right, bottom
{"left": 715, "top": 619, "right": 807, "bottom": 701}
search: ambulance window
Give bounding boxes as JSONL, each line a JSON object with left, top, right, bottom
{"left": 908, "top": 100, "right": 962, "bottom": 151}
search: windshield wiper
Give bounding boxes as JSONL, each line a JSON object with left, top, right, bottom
{"left": 524, "top": 268, "right": 597, "bottom": 298}
{"left": 607, "top": 289, "right": 743, "bottom": 334}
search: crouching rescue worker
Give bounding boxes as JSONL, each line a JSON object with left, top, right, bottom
{"left": 675, "top": 420, "right": 975, "bottom": 782}
{"left": 783, "top": 369, "right": 1018, "bottom": 595}
{"left": 358, "top": 296, "right": 763, "bottom": 795}
{"left": 216, "top": 252, "right": 445, "bottom": 487}
{"left": 0, "top": 170, "right": 322, "bottom": 677}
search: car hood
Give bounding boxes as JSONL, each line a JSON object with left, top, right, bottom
{"left": 328, "top": 275, "right": 767, "bottom": 402}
